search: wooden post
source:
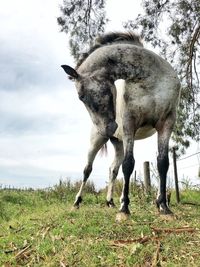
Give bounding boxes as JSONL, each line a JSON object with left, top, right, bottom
{"left": 143, "top": 161, "right": 151, "bottom": 193}
{"left": 172, "top": 147, "right": 180, "bottom": 203}
{"left": 134, "top": 170, "right": 137, "bottom": 183}
{"left": 130, "top": 170, "right": 137, "bottom": 195}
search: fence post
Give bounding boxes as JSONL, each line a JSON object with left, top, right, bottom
{"left": 143, "top": 161, "right": 151, "bottom": 193}
{"left": 134, "top": 170, "right": 137, "bottom": 183}
{"left": 172, "top": 147, "right": 180, "bottom": 203}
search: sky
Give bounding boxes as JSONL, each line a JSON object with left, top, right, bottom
{"left": 0, "top": 0, "right": 199, "bottom": 189}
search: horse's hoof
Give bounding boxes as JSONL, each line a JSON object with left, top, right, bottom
{"left": 70, "top": 205, "right": 79, "bottom": 211}
{"left": 116, "top": 212, "right": 130, "bottom": 222}
{"left": 156, "top": 201, "right": 173, "bottom": 215}
{"left": 106, "top": 199, "right": 116, "bottom": 208}
{"left": 158, "top": 209, "right": 177, "bottom": 221}
{"left": 159, "top": 206, "right": 173, "bottom": 215}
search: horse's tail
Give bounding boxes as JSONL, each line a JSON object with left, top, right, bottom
{"left": 99, "top": 144, "right": 108, "bottom": 157}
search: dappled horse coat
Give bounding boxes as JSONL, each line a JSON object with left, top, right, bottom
{"left": 62, "top": 32, "right": 180, "bottom": 219}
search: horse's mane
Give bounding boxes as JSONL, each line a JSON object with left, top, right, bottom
{"left": 76, "top": 32, "right": 143, "bottom": 69}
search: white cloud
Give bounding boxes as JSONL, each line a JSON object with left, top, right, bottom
{"left": 106, "top": 0, "right": 143, "bottom": 31}
{"left": 0, "top": 0, "right": 86, "bottom": 187}
{"left": 0, "top": 0, "right": 199, "bottom": 190}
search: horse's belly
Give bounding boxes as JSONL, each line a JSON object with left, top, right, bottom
{"left": 114, "top": 124, "right": 156, "bottom": 140}
{"left": 135, "top": 126, "right": 156, "bottom": 140}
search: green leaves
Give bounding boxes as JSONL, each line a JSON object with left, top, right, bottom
{"left": 58, "top": 0, "right": 200, "bottom": 154}
{"left": 124, "top": 0, "right": 200, "bottom": 154}
{"left": 57, "top": 0, "right": 107, "bottom": 61}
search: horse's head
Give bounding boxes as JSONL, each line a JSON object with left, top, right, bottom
{"left": 61, "top": 65, "right": 117, "bottom": 137}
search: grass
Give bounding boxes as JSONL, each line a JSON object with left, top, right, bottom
{"left": 0, "top": 181, "right": 200, "bottom": 266}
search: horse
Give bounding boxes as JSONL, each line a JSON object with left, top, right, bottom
{"left": 61, "top": 32, "right": 180, "bottom": 219}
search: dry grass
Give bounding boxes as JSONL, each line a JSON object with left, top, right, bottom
{"left": 0, "top": 182, "right": 200, "bottom": 266}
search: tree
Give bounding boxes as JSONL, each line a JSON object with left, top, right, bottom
{"left": 57, "top": 0, "right": 107, "bottom": 61}
{"left": 57, "top": 0, "right": 200, "bottom": 155}
{"left": 124, "top": 0, "right": 200, "bottom": 154}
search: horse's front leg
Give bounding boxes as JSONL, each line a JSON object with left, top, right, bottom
{"left": 106, "top": 137, "right": 124, "bottom": 207}
{"left": 74, "top": 127, "right": 108, "bottom": 208}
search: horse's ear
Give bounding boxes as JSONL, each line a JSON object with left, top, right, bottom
{"left": 61, "top": 65, "right": 79, "bottom": 80}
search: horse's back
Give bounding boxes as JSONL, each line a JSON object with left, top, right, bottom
{"left": 77, "top": 42, "right": 180, "bottom": 141}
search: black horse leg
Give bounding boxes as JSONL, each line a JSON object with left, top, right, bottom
{"left": 156, "top": 116, "right": 175, "bottom": 214}
{"left": 119, "top": 117, "right": 135, "bottom": 215}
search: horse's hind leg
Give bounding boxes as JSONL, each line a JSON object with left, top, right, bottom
{"left": 156, "top": 114, "right": 175, "bottom": 215}
{"left": 106, "top": 137, "right": 124, "bottom": 207}
{"left": 74, "top": 127, "right": 108, "bottom": 208}
{"left": 118, "top": 116, "right": 135, "bottom": 216}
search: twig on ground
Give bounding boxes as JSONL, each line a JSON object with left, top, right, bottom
{"left": 152, "top": 241, "right": 162, "bottom": 267}
{"left": 151, "top": 227, "right": 196, "bottom": 234}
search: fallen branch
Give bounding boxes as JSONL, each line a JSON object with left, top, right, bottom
{"left": 152, "top": 241, "right": 162, "bottom": 267}
{"left": 4, "top": 248, "right": 18, "bottom": 254}
{"left": 111, "top": 236, "right": 160, "bottom": 247}
{"left": 41, "top": 226, "right": 51, "bottom": 240}
{"left": 4, "top": 242, "right": 18, "bottom": 254}
{"left": 60, "top": 261, "right": 67, "bottom": 267}
{"left": 182, "top": 201, "right": 200, "bottom": 206}
{"left": 151, "top": 227, "right": 196, "bottom": 234}
{"left": 15, "top": 245, "right": 32, "bottom": 259}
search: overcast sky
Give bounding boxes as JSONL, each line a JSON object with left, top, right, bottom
{"left": 0, "top": 0, "right": 199, "bottom": 189}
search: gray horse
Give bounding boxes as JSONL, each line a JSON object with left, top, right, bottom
{"left": 61, "top": 32, "right": 180, "bottom": 219}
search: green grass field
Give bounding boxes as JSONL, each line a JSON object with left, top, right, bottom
{"left": 0, "top": 181, "right": 200, "bottom": 266}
